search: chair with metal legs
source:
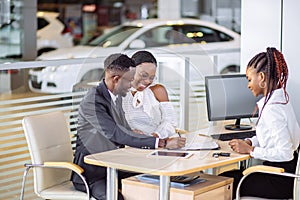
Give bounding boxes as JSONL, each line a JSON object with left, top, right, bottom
{"left": 20, "top": 111, "right": 93, "bottom": 200}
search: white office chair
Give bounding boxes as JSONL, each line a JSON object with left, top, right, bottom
{"left": 20, "top": 111, "right": 91, "bottom": 200}
{"left": 236, "top": 152, "right": 300, "bottom": 200}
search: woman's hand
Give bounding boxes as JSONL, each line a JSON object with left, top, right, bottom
{"left": 229, "top": 139, "right": 254, "bottom": 154}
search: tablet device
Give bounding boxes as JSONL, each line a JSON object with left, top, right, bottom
{"left": 149, "top": 150, "right": 193, "bottom": 158}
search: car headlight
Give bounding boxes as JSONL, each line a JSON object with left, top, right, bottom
{"left": 56, "top": 65, "right": 70, "bottom": 72}
{"left": 43, "top": 66, "right": 58, "bottom": 72}
{"left": 43, "top": 65, "right": 69, "bottom": 72}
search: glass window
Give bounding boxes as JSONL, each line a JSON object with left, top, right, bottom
{"left": 176, "top": 25, "right": 233, "bottom": 43}
{"left": 218, "top": 32, "right": 233, "bottom": 41}
{"left": 136, "top": 24, "right": 234, "bottom": 47}
{"left": 88, "top": 25, "right": 140, "bottom": 47}
{"left": 37, "top": 17, "right": 49, "bottom": 30}
{"left": 136, "top": 26, "right": 173, "bottom": 47}
{"left": 0, "top": 21, "right": 21, "bottom": 58}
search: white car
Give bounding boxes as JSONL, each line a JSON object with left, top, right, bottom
{"left": 0, "top": 11, "right": 73, "bottom": 58}
{"left": 29, "top": 18, "right": 240, "bottom": 93}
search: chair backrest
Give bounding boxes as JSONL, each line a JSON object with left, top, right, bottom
{"left": 22, "top": 111, "right": 73, "bottom": 194}
{"left": 294, "top": 147, "right": 300, "bottom": 199}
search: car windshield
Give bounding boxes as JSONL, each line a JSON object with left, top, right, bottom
{"left": 88, "top": 25, "right": 140, "bottom": 47}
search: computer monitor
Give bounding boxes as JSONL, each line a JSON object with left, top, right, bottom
{"left": 205, "top": 74, "right": 261, "bottom": 131}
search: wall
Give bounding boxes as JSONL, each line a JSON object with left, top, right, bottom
{"left": 282, "top": 0, "right": 300, "bottom": 124}
{"left": 240, "top": 0, "right": 281, "bottom": 69}
{"left": 241, "top": 0, "right": 300, "bottom": 123}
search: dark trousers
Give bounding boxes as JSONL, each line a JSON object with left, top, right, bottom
{"left": 219, "top": 151, "right": 298, "bottom": 199}
{"left": 73, "top": 170, "right": 139, "bottom": 200}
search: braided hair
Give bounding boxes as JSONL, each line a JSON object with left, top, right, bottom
{"left": 247, "top": 47, "right": 289, "bottom": 122}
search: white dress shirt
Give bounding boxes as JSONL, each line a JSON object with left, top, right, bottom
{"left": 108, "top": 89, "right": 117, "bottom": 104}
{"left": 249, "top": 88, "right": 300, "bottom": 162}
{"left": 122, "top": 87, "right": 177, "bottom": 139}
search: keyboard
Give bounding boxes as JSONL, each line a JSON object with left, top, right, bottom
{"left": 211, "top": 130, "right": 256, "bottom": 141}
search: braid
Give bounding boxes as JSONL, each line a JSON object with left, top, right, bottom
{"left": 274, "top": 50, "right": 288, "bottom": 90}
{"left": 247, "top": 47, "right": 289, "bottom": 124}
{"left": 265, "top": 48, "right": 277, "bottom": 102}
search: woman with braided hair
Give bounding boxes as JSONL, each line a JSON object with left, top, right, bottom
{"left": 220, "top": 47, "right": 300, "bottom": 199}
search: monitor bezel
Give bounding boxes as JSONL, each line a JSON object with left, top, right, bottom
{"left": 205, "top": 74, "right": 259, "bottom": 122}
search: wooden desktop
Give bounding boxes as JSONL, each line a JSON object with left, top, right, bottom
{"left": 84, "top": 133, "right": 250, "bottom": 200}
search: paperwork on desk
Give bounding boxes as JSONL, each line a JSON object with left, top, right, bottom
{"left": 181, "top": 132, "right": 219, "bottom": 150}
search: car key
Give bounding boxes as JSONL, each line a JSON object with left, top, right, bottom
{"left": 212, "top": 152, "right": 231, "bottom": 157}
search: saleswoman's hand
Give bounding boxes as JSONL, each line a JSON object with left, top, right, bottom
{"left": 229, "top": 139, "right": 254, "bottom": 154}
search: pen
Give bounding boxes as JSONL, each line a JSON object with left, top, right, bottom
{"left": 198, "top": 133, "right": 211, "bottom": 138}
{"left": 175, "top": 128, "right": 185, "bottom": 137}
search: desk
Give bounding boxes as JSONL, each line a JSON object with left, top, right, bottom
{"left": 84, "top": 140, "right": 250, "bottom": 200}
{"left": 204, "top": 120, "right": 256, "bottom": 136}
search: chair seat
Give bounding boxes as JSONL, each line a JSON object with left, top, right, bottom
{"left": 39, "top": 181, "right": 90, "bottom": 200}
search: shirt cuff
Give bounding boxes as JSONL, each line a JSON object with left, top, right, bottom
{"left": 155, "top": 138, "right": 159, "bottom": 148}
{"left": 156, "top": 138, "right": 166, "bottom": 148}
{"left": 250, "top": 147, "right": 257, "bottom": 158}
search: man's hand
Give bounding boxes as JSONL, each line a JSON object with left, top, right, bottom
{"left": 151, "top": 133, "right": 159, "bottom": 138}
{"left": 165, "top": 137, "right": 186, "bottom": 149}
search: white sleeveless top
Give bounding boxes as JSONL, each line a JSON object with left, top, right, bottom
{"left": 122, "top": 87, "right": 177, "bottom": 139}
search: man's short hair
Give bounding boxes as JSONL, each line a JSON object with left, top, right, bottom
{"left": 104, "top": 53, "right": 135, "bottom": 72}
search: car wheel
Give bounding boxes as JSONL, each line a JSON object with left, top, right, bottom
{"left": 220, "top": 65, "right": 240, "bottom": 74}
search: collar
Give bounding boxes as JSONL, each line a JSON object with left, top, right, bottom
{"left": 257, "top": 88, "right": 286, "bottom": 110}
{"left": 108, "top": 89, "right": 117, "bottom": 103}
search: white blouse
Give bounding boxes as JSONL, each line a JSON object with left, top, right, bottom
{"left": 249, "top": 88, "right": 300, "bottom": 162}
{"left": 122, "top": 87, "right": 178, "bottom": 139}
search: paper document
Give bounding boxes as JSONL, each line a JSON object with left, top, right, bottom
{"left": 181, "top": 133, "right": 219, "bottom": 150}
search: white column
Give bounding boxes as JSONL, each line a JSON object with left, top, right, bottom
{"left": 157, "top": 0, "right": 181, "bottom": 19}
{"left": 22, "top": 0, "right": 37, "bottom": 60}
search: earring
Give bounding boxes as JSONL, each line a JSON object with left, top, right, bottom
{"left": 259, "top": 81, "right": 266, "bottom": 89}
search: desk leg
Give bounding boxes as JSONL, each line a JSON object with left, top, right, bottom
{"left": 238, "top": 160, "right": 247, "bottom": 170}
{"left": 159, "top": 175, "right": 170, "bottom": 200}
{"left": 107, "top": 167, "right": 118, "bottom": 200}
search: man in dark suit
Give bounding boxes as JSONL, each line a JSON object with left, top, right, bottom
{"left": 71, "top": 53, "right": 186, "bottom": 200}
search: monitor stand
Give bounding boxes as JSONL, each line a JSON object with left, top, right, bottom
{"left": 224, "top": 119, "right": 252, "bottom": 131}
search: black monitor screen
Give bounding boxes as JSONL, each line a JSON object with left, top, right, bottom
{"left": 205, "top": 74, "right": 261, "bottom": 130}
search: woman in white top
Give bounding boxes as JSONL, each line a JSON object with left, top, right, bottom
{"left": 220, "top": 47, "right": 300, "bottom": 199}
{"left": 122, "top": 50, "right": 177, "bottom": 139}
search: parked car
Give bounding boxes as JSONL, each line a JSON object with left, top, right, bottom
{"left": 29, "top": 18, "right": 241, "bottom": 94}
{"left": 0, "top": 11, "right": 73, "bottom": 58}
{"left": 36, "top": 11, "right": 74, "bottom": 56}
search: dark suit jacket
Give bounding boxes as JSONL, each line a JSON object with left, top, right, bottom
{"left": 71, "top": 80, "right": 156, "bottom": 184}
